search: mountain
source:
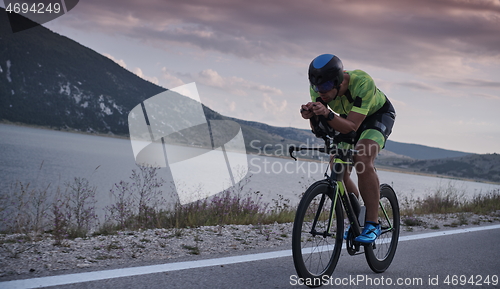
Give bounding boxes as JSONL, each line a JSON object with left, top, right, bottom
{"left": 0, "top": 8, "right": 165, "bottom": 135}
{"left": 384, "top": 140, "right": 471, "bottom": 160}
{"left": 232, "top": 120, "right": 472, "bottom": 160}
{"left": 0, "top": 8, "right": 302, "bottom": 152}
{"left": 390, "top": 153, "right": 500, "bottom": 183}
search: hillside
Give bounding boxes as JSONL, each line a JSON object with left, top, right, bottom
{"left": 0, "top": 8, "right": 301, "bottom": 154}
{"left": 391, "top": 153, "right": 500, "bottom": 183}
{"left": 0, "top": 8, "right": 166, "bottom": 135}
{"left": 234, "top": 120, "right": 472, "bottom": 160}
{"left": 384, "top": 140, "right": 471, "bottom": 160}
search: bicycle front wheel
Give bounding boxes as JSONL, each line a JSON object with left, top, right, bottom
{"left": 292, "top": 181, "right": 343, "bottom": 286}
{"left": 364, "top": 183, "right": 400, "bottom": 273}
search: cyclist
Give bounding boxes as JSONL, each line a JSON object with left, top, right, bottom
{"left": 300, "top": 54, "right": 396, "bottom": 244}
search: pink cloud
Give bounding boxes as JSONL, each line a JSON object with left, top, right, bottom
{"left": 57, "top": 0, "right": 500, "bottom": 74}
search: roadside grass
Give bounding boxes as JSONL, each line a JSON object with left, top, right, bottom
{"left": 2, "top": 166, "right": 499, "bottom": 241}
{"left": 399, "top": 182, "right": 500, "bottom": 229}
{"left": 0, "top": 165, "right": 297, "bottom": 239}
{"left": 150, "top": 191, "right": 296, "bottom": 230}
{"left": 400, "top": 183, "right": 500, "bottom": 216}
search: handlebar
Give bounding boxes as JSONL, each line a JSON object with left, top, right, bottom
{"left": 291, "top": 112, "right": 359, "bottom": 161}
{"left": 288, "top": 143, "right": 358, "bottom": 161}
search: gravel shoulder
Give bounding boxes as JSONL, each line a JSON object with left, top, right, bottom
{"left": 1, "top": 212, "right": 499, "bottom": 280}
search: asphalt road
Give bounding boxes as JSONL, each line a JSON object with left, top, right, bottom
{"left": 3, "top": 225, "right": 500, "bottom": 289}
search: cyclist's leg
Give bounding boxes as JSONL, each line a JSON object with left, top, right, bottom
{"left": 330, "top": 153, "right": 358, "bottom": 197}
{"left": 342, "top": 162, "right": 359, "bottom": 198}
{"left": 355, "top": 107, "right": 395, "bottom": 243}
{"left": 353, "top": 136, "right": 381, "bottom": 224}
{"left": 355, "top": 108, "right": 394, "bottom": 223}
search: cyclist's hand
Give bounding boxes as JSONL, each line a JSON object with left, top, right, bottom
{"left": 300, "top": 104, "right": 315, "bottom": 119}
{"left": 311, "top": 102, "right": 329, "bottom": 118}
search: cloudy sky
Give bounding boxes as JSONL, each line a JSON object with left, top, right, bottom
{"left": 7, "top": 0, "right": 500, "bottom": 154}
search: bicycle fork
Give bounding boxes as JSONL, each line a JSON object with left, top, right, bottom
{"left": 310, "top": 193, "right": 333, "bottom": 238}
{"left": 311, "top": 182, "right": 363, "bottom": 240}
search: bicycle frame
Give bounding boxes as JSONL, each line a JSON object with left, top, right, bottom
{"left": 327, "top": 150, "right": 363, "bottom": 240}
{"left": 291, "top": 135, "right": 401, "bottom": 278}
{"left": 290, "top": 139, "right": 362, "bottom": 239}
{"left": 289, "top": 137, "right": 394, "bottom": 244}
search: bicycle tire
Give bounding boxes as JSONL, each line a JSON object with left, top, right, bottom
{"left": 364, "top": 183, "right": 400, "bottom": 273}
{"left": 292, "top": 180, "right": 343, "bottom": 287}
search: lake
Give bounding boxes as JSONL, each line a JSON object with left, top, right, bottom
{"left": 1, "top": 124, "right": 499, "bottom": 217}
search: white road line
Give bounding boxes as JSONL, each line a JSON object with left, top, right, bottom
{"left": 2, "top": 224, "right": 500, "bottom": 289}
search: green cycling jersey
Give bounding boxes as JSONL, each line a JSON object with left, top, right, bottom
{"left": 310, "top": 69, "right": 387, "bottom": 117}
{"left": 309, "top": 69, "right": 393, "bottom": 149}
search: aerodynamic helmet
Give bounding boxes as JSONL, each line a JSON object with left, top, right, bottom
{"left": 308, "top": 54, "right": 344, "bottom": 93}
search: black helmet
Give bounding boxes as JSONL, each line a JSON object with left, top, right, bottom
{"left": 308, "top": 54, "right": 344, "bottom": 93}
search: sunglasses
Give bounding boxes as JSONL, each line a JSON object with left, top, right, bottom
{"left": 312, "top": 80, "right": 336, "bottom": 93}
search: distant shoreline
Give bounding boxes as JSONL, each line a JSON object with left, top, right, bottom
{"left": 375, "top": 165, "right": 500, "bottom": 185}
{"left": 2, "top": 121, "right": 499, "bottom": 185}
{"left": 0, "top": 120, "right": 130, "bottom": 140}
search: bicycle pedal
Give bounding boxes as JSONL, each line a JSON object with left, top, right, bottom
{"left": 361, "top": 242, "right": 377, "bottom": 249}
{"left": 347, "top": 246, "right": 363, "bottom": 255}
{"left": 346, "top": 236, "right": 362, "bottom": 255}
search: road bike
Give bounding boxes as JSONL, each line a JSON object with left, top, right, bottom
{"left": 289, "top": 135, "right": 400, "bottom": 287}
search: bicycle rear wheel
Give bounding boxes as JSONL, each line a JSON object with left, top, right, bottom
{"left": 364, "top": 183, "right": 400, "bottom": 273}
{"left": 292, "top": 181, "right": 343, "bottom": 287}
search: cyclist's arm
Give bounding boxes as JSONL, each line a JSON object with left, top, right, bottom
{"left": 311, "top": 70, "right": 379, "bottom": 134}
{"left": 300, "top": 103, "right": 322, "bottom": 134}
{"left": 337, "top": 111, "right": 366, "bottom": 134}
{"left": 310, "top": 102, "right": 366, "bottom": 134}
{"left": 300, "top": 103, "right": 315, "bottom": 120}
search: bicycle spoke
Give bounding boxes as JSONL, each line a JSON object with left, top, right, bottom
{"left": 364, "top": 184, "right": 400, "bottom": 273}
{"left": 292, "top": 182, "right": 343, "bottom": 280}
